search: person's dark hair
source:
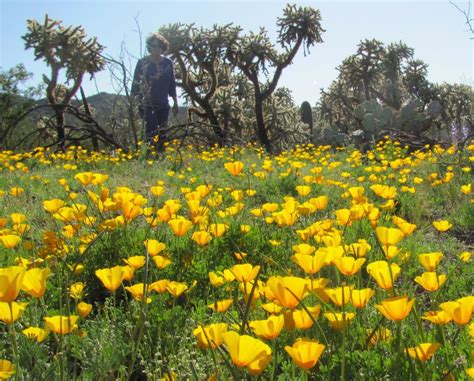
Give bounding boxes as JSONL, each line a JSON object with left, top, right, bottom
{"left": 146, "top": 33, "right": 170, "bottom": 53}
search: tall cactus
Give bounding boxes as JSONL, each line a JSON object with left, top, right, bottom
{"left": 317, "top": 39, "right": 470, "bottom": 148}
{"left": 300, "top": 101, "right": 314, "bottom": 139}
{"left": 22, "top": 15, "right": 105, "bottom": 150}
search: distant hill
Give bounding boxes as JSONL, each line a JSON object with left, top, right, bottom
{"left": 18, "top": 91, "right": 189, "bottom": 126}
{"left": 71, "top": 92, "right": 189, "bottom": 125}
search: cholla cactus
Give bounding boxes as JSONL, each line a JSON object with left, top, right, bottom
{"left": 22, "top": 14, "right": 105, "bottom": 149}
{"left": 160, "top": 4, "right": 324, "bottom": 152}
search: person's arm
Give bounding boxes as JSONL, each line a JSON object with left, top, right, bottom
{"left": 130, "top": 59, "right": 143, "bottom": 99}
{"left": 168, "top": 61, "right": 178, "bottom": 115}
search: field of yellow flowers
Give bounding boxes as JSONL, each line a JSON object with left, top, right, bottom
{"left": 0, "top": 138, "right": 473, "bottom": 380}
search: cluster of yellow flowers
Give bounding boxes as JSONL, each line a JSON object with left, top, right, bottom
{"left": 0, "top": 138, "right": 472, "bottom": 378}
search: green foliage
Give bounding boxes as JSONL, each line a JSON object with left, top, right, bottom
{"left": 0, "top": 64, "right": 43, "bottom": 149}
{"left": 317, "top": 39, "right": 473, "bottom": 148}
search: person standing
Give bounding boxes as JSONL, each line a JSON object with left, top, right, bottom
{"left": 131, "top": 33, "right": 178, "bottom": 149}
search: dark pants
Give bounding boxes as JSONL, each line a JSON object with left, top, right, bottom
{"left": 143, "top": 106, "right": 170, "bottom": 146}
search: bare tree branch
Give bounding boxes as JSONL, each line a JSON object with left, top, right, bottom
{"left": 450, "top": 0, "right": 474, "bottom": 38}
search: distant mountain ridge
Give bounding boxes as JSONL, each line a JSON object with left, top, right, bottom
{"left": 21, "top": 91, "right": 188, "bottom": 126}
{"left": 71, "top": 92, "right": 189, "bottom": 125}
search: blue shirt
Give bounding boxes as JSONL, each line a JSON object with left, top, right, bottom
{"left": 131, "top": 56, "right": 177, "bottom": 109}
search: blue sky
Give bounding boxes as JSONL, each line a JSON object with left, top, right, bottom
{"left": 1, "top": 0, "right": 472, "bottom": 105}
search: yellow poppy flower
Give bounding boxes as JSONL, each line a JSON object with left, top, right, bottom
{"left": 291, "top": 252, "right": 331, "bottom": 275}
{"left": 10, "top": 187, "right": 24, "bottom": 197}
{"left": 375, "top": 227, "right": 404, "bottom": 246}
{"left": 95, "top": 266, "right": 125, "bottom": 292}
{"left": 8, "top": 214, "right": 26, "bottom": 225}
{"left": 414, "top": 272, "right": 446, "bottom": 292}
{"left": 152, "top": 255, "right": 172, "bottom": 270}
{"left": 249, "top": 314, "right": 285, "bottom": 340}
{"left": 148, "top": 279, "right": 170, "bottom": 294}
{"left": 240, "top": 224, "right": 251, "bottom": 233}
{"left": 422, "top": 310, "right": 452, "bottom": 325}
{"left": 0, "top": 235, "right": 22, "bottom": 249}
{"left": 418, "top": 252, "right": 443, "bottom": 271}
{"left": 123, "top": 256, "right": 145, "bottom": 269}
{"left": 461, "top": 184, "right": 472, "bottom": 194}
{"left": 234, "top": 252, "right": 247, "bottom": 260}
{"left": 166, "top": 281, "right": 188, "bottom": 297}
{"left": 21, "top": 267, "right": 50, "bottom": 298}
{"left": 208, "top": 272, "right": 225, "bottom": 287}
{"left": 459, "top": 251, "right": 471, "bottom": 262}
{"left": 292, "top": 243, "right": 316, "bottom": 256}
{"left": 43, "top": 199, "right": 66, "bottom": 213}
{"left": 207, "top": 299, "right": 233, "bottom": 313}
{"left": 69, "top": 282, "right": 86, "bottom": 300}
{"left": 191, "top": 231, "right": 212, "bottom": 246}
{"left": 324, "top": 312, "right": 356, "bottom": 331}
{"left": 125, "top": 283, "right": 151, "bottom": 303}
{"left": 193, "top": 323, "right": 228, "bottom": 349}
{"left": 295, "top": 185, "right": 311, "bottom": 197}
{"left": 309, "top": 195, "right": 329, "bottom": 210}
{"left": 345, "top": 240, "right": 371, "bottom": 257}
{"left": 287, "top": 306, "right": 321, "bottom": 330}
{"left": 375, "top": 295, "right": 415, "bottom": 321}
{"left": 168, "top": 218, "right": 193, "bottom": 237}
{"left": 208, "top": 223, "right": 228, "bottom": 238}
{"left": 230, "top": 264, "right": 260, "bottom": 283}
{"left": 121, "top": 201, "right": 142, "bottom": 221}
{"left": 305, "top": 278, "right": 329, "bottom": 297}
{"left": 440, "top": 298, "right": 473, "bottom": 325}
{"left": 144, "top": 239, "right": 166, "bottom": 256}
{"left": 380, "top": 199, "right": 396, "bottom": 211}
{"left": 76, "top": 302, "right": 92, "bottom": 318}
{"left": 224, "top": 161, "right": 244, "bottom": 176}
{"left": 150, "top": 185, "right": 165, "bottom": 197}
{"left": 75, "top": 172, "right": 95, "bottom": 186}
{"left": 326, "top": 286, "right": 353, "bottom": 307}
{"left": 0, "top": 266, "right": 26, "bottom": 302}
{"left": 284, "top": 338, "right": 325, "bottom": 370}
{"left": 432, "top": 220, "right": 452, "bottom": 232}
{"left": 0, "top": 301, "right": 27, "bottom": 324}
{"left": 347, "top": 186, "right": 366, "bottom": 203}
{"left": 351, "top": 288, "right": 375, "bottom": 309}
{"left": 261, "top": 302, "right": 283, "bottom": 314}
{"left": 405, "top": 342, "right": 441, "bottom": 361}
{"left": 266, "top": 276, "right": 308, "bottom": 309}
{"left": 398, "top": 222, "right": 416, "bottom": 236}
{"left": 0, "top": 359, "right": 15, "bottom": 379}
{"left": 370, "top": 184, "right": 397, "bottom": 199}
{"left": 334, "top": 208, "right": 354, "bottom": 226}
{"left": 22, "top": 327, "right": 49, "bottom": 343}
{"left": 333, "top": 257, "right": 366, "bottom": 276}
{"left": 121, "top": 266, "right": 135, "bottom": 282}
{"left": 366, "top": 261, "right": 401, "bottom": 290}
{"left": 222, "top": 331, "right": 272, "bottom": 375}
{"left": 44, "top": 315, "right": 79, "bottom": 334}
{"left": 272, "top": 210, "right": 298, "bottom": 227}
{"left": 230, "top": 190, "right": 244, "bottom": 201}
{"left": 381, "top": 245, "right": 401, "bottom": 260}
